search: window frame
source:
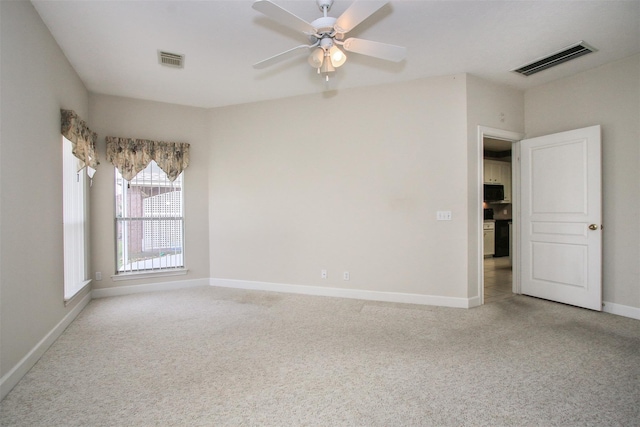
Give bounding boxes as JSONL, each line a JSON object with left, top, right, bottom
{"left": 62, "top": 136, "right": 91, "bottom": 301}
{"left": 112, "top": 161, "right": 187, "bottom": 280}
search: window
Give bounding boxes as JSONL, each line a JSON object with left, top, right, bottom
{"left": 115, "top": 161, "right": 184, "bottom": 275}
{"left": 62, "top": 136, "right": 91, "bottom": 300}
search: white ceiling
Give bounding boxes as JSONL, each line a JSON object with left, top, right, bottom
{"left": 31, "top": 0, "right": 640, "bottom": 109}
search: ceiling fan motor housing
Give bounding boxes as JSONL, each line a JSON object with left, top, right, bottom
{"left": 311, "top": 16, "right": 337, "bottom": 36}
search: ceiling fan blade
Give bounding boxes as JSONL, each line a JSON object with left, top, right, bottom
{"left": 253, "top": 44, "right": 315, "bottom": 69}
{"left": 334, "top": 1, "right": 388, "bottom": 34}
{"left": 252, "top": 0, "right": 316, "bottom": 35}
{"left": 342, "top": 37, "right": 406, "bottom": 62}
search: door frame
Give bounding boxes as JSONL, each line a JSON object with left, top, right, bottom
{"left": 477, "top": 126, "right": 524, "bottom": 305}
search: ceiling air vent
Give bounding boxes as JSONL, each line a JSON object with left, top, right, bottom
{"left": 512, "top": 41, "right": 596, "bottom": 76}
{"left": 158, "top": 51, "right": 184, "bottom": 68}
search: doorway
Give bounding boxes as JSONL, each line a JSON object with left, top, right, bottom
{"left": 483, "top": 137, "right": 513, "bottom": 303}
{"left": 477, "top": 127, "right": 523, "bottom": 305}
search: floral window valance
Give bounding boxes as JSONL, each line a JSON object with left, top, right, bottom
{"left": 61, "top": 109, "right": 99, "bottom": 177}
{"left": 106, "top": 136, "right": 190, "bottom": 182}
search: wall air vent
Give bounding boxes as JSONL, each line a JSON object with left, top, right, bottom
{"left": 158, "top": 51, "right": 184, "bottom": 68}
{"left": 512, "top": 41, "right": 596, "bottom": 76}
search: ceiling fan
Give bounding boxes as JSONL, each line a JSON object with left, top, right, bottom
{"left": 252, "top": 0, "right": 407, "bottom": 81}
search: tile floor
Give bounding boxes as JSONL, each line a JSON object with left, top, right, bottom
{"left": 484, "top": 256, "right": 514, "bottom": 304}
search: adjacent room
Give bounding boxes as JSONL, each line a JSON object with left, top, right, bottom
{"left": 1, "top": 0, "right": 639, "bottom": 425}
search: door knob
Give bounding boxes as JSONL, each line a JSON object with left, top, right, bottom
{"left": 589, "top": 224, "right": 598, "bottom": 230}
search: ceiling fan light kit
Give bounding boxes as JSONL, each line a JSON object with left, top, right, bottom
{"left": 309, "top": 37, "right": 347, "bottom": 80}
{"left": 329, "top": 45, "right": 346, "bottom": 67}
{"left": 252, "top": 0, "right": 406, "bottom": 82}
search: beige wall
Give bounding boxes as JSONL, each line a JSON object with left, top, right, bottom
{"left": 0, "top": 1, "right": 90, "bottom": 377}
{"left": 88, "top": 74, "right": 524, "bottom": 306}
{"left": 466, "top": 76, "right": 525, "bottom": 298}
{"left": 525, "top": 54, "right": 640, "bottom": 310}
{"left": 209, "top": 76, "right": 473, "bottom": 299}
{"left": 88, "top": 94, "right": 211, "bottom": 289}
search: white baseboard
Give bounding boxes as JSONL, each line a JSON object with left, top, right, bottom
{"left": 468, "top": 295, "right": 482, "bottom": 308}
{"left": 0, "top": 291, "right": 92, "bottom": 400}
{"left": 91, "top": 278, "right": 209, "bottom": 299}
{"left": 602, "top": 301, "right": 640, "bottom": 320}
{"left": 210, "top": 278, "right": 471, "bottom": 308}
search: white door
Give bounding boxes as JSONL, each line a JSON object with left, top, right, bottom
{"left": 520, "top": 125, "right": 602, "bottom": 311}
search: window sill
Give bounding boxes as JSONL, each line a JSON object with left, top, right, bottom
{"left": 111, "top": 268, "right": 188, "bottom": 282}
{"left": 64, "top": 279, "right": 92, "bottom": 305}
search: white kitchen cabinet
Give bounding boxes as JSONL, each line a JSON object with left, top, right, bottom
{"left": 483, "top": 160, "right": 501, "bottom": 183}
{"left": 483, "top": 221, "right": 495, "bottom": 256}
{"left": 483, "top": 159, "right": 511, "bottom": 202}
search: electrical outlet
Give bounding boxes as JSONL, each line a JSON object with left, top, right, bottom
{"left": 437, "top": 211, "right": 452, "bottom": 221}
{"left": 321, "top": 269, "right": 327, "bottom": 279}
{"left": 95, "top": 271, "right": 102, "bottom": 281}
{"left": 343, "top": 271, "right": 350, "bottom": 281}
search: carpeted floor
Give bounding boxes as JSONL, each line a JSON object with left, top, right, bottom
{"left": 1, "top": 286, "right": 639, "bottom": 426}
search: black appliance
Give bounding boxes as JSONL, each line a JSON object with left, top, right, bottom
{"left": 484, "top": 208, "right": 494, "bottom": 220}
{"left": 494, "top": 220, "right": 510, "bottom": 257}
{"left": 484, "top": 184, "right": 504, "bottom": 202}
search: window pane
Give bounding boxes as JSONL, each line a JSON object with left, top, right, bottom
{"left": 63, "top": 136, "right": 89, "bottom": 300}
{"left": 115, "top": 161, "right": 184, "bottom": 273}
